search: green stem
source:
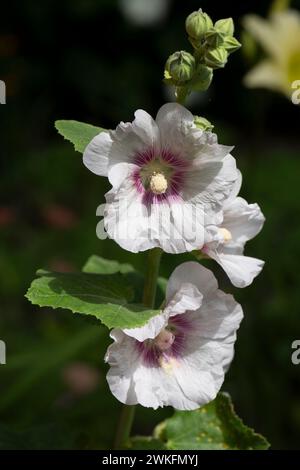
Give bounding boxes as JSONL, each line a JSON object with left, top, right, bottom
{"left": 176, "top": 86, "right": 188, "bottom": 105}
{"left": 113, "top": 405, "right": 135, "bottom": 450}
{"left": 113, "top": 248, "right": 162, "bottom": 449}
{"left": 142, "top": 248, "right": 162, "bottom": 308}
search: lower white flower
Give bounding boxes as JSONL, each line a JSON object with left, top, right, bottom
{"left": 105, "top": 262, "right": 243, "bottom": 410}
{"left": 202, "top": 173, "right": 265, "bottom": 288}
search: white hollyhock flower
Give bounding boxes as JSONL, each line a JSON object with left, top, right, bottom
{"left": 202, "top": 172, "right": 265, "bottom": 288}
{"left": 83, "top": 103, "right": 239, "bottom": 253}
{"left": 105, "top": 262, "right": 243, "bottom": 410}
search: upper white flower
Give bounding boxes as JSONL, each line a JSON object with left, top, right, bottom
{"left": 83, "top": 103, "right": 239, "bottom": 253}
{"left": 105, "top": 262, "right": 243, "bottom": 410}
{"left": 203, "top": 172, "right": 265, "bottom": 288}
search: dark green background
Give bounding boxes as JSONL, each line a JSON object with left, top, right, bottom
{"left": 1, "top": 0, "right": 300, "bottom": 449}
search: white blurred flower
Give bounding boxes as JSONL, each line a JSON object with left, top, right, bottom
{"left": 243, "top": 9, "right": 300, "bottom": 98}
{"left": 203, "top": 172, "right": 265, "bottom": 288}
{"left": 105, "top": 262, "right": 243, "bottom": 410}
{"left": 119, "top": 0, "right": 171, "bottom": 26}
{"left": 83, "top": 103, "right": 238, "bottom": 254}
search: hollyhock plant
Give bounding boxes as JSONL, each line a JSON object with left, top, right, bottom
{"left": 26, "top": 7, "right": 269, "bottom": 451}
{"left": 83, "top": 103, "right": 238, "bottom": 253}
{"left": 105, "top": 262, "right": 243, "bottom": 410}
{"left": 202, "top": 173, "right": 265, "bottom": 287}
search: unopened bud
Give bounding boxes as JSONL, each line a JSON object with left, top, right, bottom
{"left": 205, "top": 29, "right": 225, "bottom": 49}
{"left": 194, "top": 116, "right": 214, "bottom": 131}
{"left": 223, "top": 36, "right": 241, "bottom": 53}
{"left": 215, "top": 18, "right": 234, "bottom": 37}
{"left": 185, "top": 10, "right": 213, "bottom": 40}
{"left": 165, "top": 51, "right": 195, "bottom": 85}
{"left": 190, "top": 64, "right": 213, "bottom": 91}
{"left": 205, "top": 47, "right": 228, "bottom": 69}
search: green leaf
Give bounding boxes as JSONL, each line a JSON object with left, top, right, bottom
{"left": 129, "top": 437, "right": 165, "bottom": 450}
{"left": 26, "top": 270, "right": 160, "bottom": 330}
{"left": 55, "top": 120, "right": 106, "bottom": 153}
{"left": 131, "top": 393, "right": 270, "bottom": 450}
{"left": 83, "top": 255, "right": 134, "bottom": 275}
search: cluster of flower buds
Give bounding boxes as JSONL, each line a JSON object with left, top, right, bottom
{"left": 164, "top": 9, "right": 241, "bottom": 99}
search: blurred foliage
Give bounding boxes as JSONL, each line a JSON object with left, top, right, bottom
{"left": 1, "top": 0, "right": 300, "bottom": 450}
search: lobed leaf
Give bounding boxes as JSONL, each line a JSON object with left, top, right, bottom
{"left": 131, "top": 393, "right": 270, "bottom": 450}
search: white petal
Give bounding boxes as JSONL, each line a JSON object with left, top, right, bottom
{"left": 83, "top": 131, "right": 112, "bottom": 176}
{"left": 156, "top": 103, "right": 195, "bottom": 154}
{"left": 123, "top": 312, "right": 168, "bottom": 342}
{"left": 185, "top": 154, "right": 239, "bottom": 216}
{"left": 185, "top": 290, "right": 244, "bottom": 340}
{"left": 104, "top": 164, "right": 156, "bottom": 253}
{"left": 224, "top": 170, "right": 242, "bottom": 205}
{"left": 123, "top": 282, "right": 202, "bottom": 342}
{"left": 133, "top": 356, "right": 222, "bottom": 410}
{"left": 164, "top": 282, "right": 203, "bottom": 317}
{"left": 223, "top": 197, "right": 265, "bottom": 245}
{"left": 209, "top": 250, "right": 265, "bottom": 288}
{"left": 132, "top": 109, "right": 160, "bottom": 147}
{"left": 108, "top": 110, "right": 160, "bottom": 167}
{"left": 105, "top": 330, "right": 139, "bottom": 405}
{"left": 105, "top": 173, "right": 206, "bottom": 253}
{"left": 166, "top": 261, "right": 218, "bottom": 302}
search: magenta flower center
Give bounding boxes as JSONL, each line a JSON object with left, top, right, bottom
{"left": 135, "top": 314, "right": 193, "bottom": 367}
{"left": 132, "top": 147, "right": 189, "bottom": 205}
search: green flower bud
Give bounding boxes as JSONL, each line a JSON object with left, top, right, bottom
{"left": 194, "top": 115, "right": 214, "bottom": 131}
{"left": 205, "top": 47, "right": 228, "bottom": 69}
{"left": 165, "top": 51, "right": 195, "bottom": 85}
{"left": 204, "top": 29, "right": 225, "bottom": 49}
{"left": 215, "top": 18, "right": 234, "bottom": 36}
{"left": 185, "top": 10, "right": 213, "bottom": 40}
{"left": 223, "top": 36, "right": 241, "bottom": 53}
{"left": 190, "top": 64, "right": 213, "bottom": 91}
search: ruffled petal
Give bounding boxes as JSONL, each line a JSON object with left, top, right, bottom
{"left": 208, "top": 249, "right": 265, "bottom": 288}
{"left": 83, "top": 131, "right": 112, "bottom": 176}
{"left": 223, "top": 197, "right": 265, "bottom": 245}
{"left": 184, "top": 154, "right": 239, "bottom": 217}
{"left": 166, "top": 261, "right": 218, "bottom": 302}
{"left": 156, "top": 103, "right": 196, "bottom": 156}
{"left": 105, "top": 330, "right": 139, "bottom": 406}
{"left": 105, "top": 165, "right": 206, "bottom": 253}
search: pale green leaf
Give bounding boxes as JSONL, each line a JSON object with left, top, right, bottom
{"left": 83, "top": 255, "right": 134, "bottom": 275}
{"left": 26, "top": 270, "right": 160, "bottom": 330}
{"left": 55, "top": 120, "right": 106, "bottom": 153}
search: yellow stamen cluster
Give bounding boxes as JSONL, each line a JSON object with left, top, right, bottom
{"left": 149, "top": 172, "right": 168, "bottom": 195}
